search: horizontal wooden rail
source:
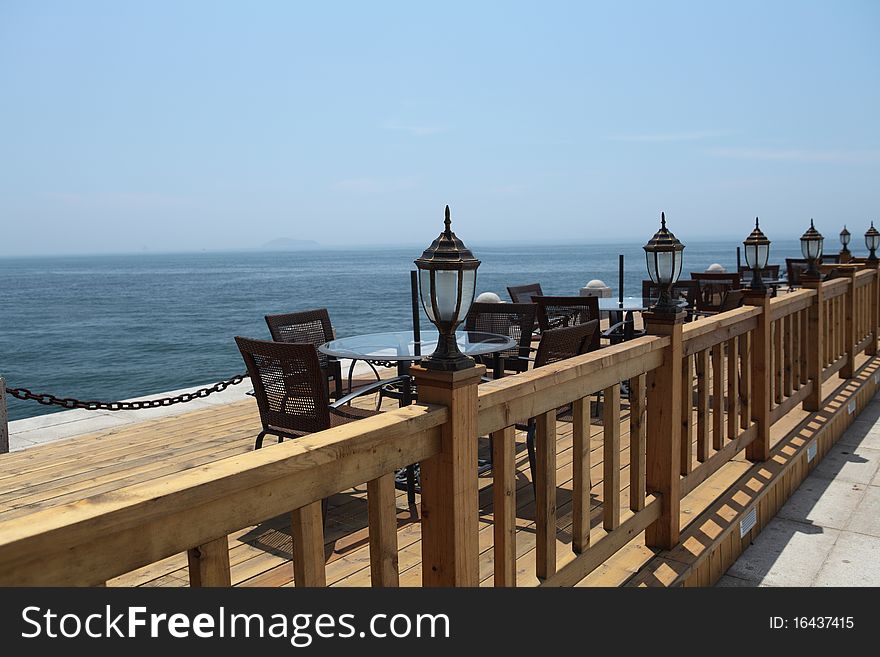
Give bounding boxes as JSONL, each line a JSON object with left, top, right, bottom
{"left": 0, "top": 403, "right": 447, "bottom": 586}
{"left": 768, "top": 288, "right": 815, "bottom": 322}
{"left": 476, "top": 335, "right": 668, "bottom": 436}
{"left": 540, "top": 494, "right": 661, "bottom": 587}
{"left": 682, "top": 306, "right": 760, "bottom": 356}
{"left": 854, "top": 269, "right": 875, "bottom": 288}
{"left": 822, "top": 277, "right": 849, "bottom": 300}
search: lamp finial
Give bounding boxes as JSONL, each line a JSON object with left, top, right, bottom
{"left": 661, "top": 211, "right": 666, "bottom": 229}
{"left": 444, "top": 205, "right": 451, "bottom": 235}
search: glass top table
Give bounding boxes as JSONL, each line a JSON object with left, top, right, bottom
{"left": 319, "top": 330, "right": 516, "bottom": 363}
{"left": 597, "top": 296, "right": 688, "bottom": 312}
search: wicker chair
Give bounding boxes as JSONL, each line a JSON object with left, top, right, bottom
{"left": 235, "top": 337, "right": 416, "bottom": 506}
{"left": 520, "top": 321, "right": 599, "bottom": 490}
{"left": 641, "top": 280, "right": 700, "bottom": 321}
{"left": 464, "top": 302, "right": 537, "bottom": 376}
{"left": 737, "top": 264, "right": 780, "bottom": 282}
{"left": 532, "top": 296, "right": 602, "bottom": 350}
{"left": 785, "top": 258, "right": 810, "bottom": 290}
{"left": 690, "top": 272, "right": 741, "bottom": 314}
{"left": 265, "top": 309, "right": 344, "bottom": 400}
{"left": 507, "top": 283, "right": 544, "bottom": 304}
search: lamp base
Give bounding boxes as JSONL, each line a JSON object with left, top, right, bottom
{"left": 421, "top": 353, "right": 476, "bottom": 371}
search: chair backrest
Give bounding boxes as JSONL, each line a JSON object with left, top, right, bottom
{"left": 235, "top": 337, "right": 329, "bottom": 435}
{"left": 822, "top": 254, "right": 840, "bottom": 264}
{"left": 534, "top": 321, "right": 599, "bottom": 369}
{"left": 641, "top": 279, "right": 700, "bottom": 307}
{"left": 785, "top": 258, "right": 809, "bottom": 286}
{"left": 737, "top": 264, "right": 780, "bottom": 281}
{"left": 465, "top": 302, "right": 537, "bottom": 364}
{"left": 718, "top": 289, "right": 745, "bottom": 312}
{"left": 532, "top": 295, "right": 600, "bottom": 350}
{"left": 690, "top": 272, "right": 741, "bottom": 312}
{"left": 507, "top": 283, "right": 544, "bottom": 304}
{"left": 265, "top": 309, "right": 334, "bottom": 369}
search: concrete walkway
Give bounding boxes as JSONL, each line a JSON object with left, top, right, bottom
{"left": 5, "top": 359, "right": 387, "bottom": 452}
{"left": 718, "top": 391, "right": 880, "bottom": 586}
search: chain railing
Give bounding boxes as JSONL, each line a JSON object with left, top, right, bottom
{"left": 4, "top": 373, "right": 248, "bottom": 412}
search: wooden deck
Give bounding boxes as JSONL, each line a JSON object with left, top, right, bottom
{"left": 0, "top": 379, "right": 763, "bottom": 588}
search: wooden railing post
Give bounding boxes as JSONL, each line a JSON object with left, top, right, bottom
{"left": 803, "top": 278, "right": 825, "bottom": 411}
{"left": 412, "top": 363, "right": 484, "bottom": 587}
{"left": 868, "top": 263, "right": 879, "bottom": 357}
{"left": 841, "top": 269, "right": 857, "bottom": 379}
{"left": 0, "top": 376, "right": 8, "bottom": 454}
{"left": 643, "top": 308, "right": 684, "bottom": 550}
{"left": 744, "top": 288, "right": 772, "bottom": 461}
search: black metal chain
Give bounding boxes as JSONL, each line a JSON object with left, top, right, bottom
{"left": 6, "top": 373, "right": 249, "bottom": 411}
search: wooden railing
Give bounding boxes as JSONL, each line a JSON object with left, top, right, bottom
{"left": 1, "top": 264, "right": 879, "bottom": 587}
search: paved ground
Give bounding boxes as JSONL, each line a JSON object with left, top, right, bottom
{"left": 718, "top": 392, "right": 880, "bottom": 587}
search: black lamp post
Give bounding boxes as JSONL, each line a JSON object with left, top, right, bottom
{"left": 800, "top": 219, "right": 824, "bottom": 280}
{"left": 744, "top": 217, "right": 771, "bottom": 291}
{"left": 840, "top": 225, "right": 851, "bottom": 261}
{"left": 643, "top": 212, "right": 685, "bottom": 313}
{"left": 414, "top": 205, "right": 480, "bottom": 371}
{"left": 865, "top": 222, "right": 880, "bottom": 264}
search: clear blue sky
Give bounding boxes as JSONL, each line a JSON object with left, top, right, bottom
{"left": 1, "top": 1, "right": 878, "bottom": 255}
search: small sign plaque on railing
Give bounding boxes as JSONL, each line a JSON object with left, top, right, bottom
{"left": 740, "top": 506, "right": 758, "bottom": 538}
{"left": 807, "top": 441, "right": 818, "bottom": 463}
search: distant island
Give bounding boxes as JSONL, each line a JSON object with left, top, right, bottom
{"left": 260, "top": 238, "right": 321, "bottom": 250}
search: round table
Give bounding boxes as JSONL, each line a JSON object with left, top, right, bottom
{"left": 597, "top": 296, "right": 689, "bottom": 312}
{"left": 320, "top": 329, "right": 515, "bottom": 499}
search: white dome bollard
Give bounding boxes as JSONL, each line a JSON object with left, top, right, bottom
{"left": 706, "top": 263, "right": 726, "bottom": 272}
{"left": 579, "top": 279, "right": 612, "bottom": 319}
{"left": 475, "top": 292, "right": 503, "bottom": 303}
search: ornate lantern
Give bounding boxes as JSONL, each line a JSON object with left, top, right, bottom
{"left": 840, "top": 225, "right": 851, "bottom": 261}
{"left": 743, "top": 217, "right": 771, "bottom": 291}
{"left": 800, "top": 219, "right": 823, "bottom": 280}
{"left": 414, "top": 206, "right": 480, "bottom": 370}
{"left": 643, "top": 212, "right": 685, "bottom": 313}
{"left": 865, "top": 222, "right": 880, "bottom": 264}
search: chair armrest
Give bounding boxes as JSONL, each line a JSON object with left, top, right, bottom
{"left": 601, "top": 320, "right": 628, "bottom": 338}
{"left": 330, "top": 375, "right": 410, "bottom": 409}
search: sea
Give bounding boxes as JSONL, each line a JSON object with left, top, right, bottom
{"left": 0, "top": 239, "right": 809, "bottom": 421}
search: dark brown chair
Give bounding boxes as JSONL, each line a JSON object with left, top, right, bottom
{"left": 641, "top": 279, "right": 700, "bottom": 320}
{"left": 737, "top": 264, "right": 780, "bottom": 282}
{"left": 507, "top": 283, "right": 544, "bottom": 304}
{"left": 532, "top": 295, "right": 601, "bottom": 350}
{"left": 785, "top": 258, "right": 809, "bottom": 289}
{"left": 520, "top": 321, "right": 599, "bottom": 489}
{"left": 235, "top": 337, "right": 415, "bottom": 505}
{"left": 718, "top": 289, "right": 745, "bottom": 312}
{"left": 465, "top": 302, "right": 537, "bottom": 375}
{"left": 690, "top": 272, "right": 741, "bottom": 314}
{"left": 265, "top": 309, "right": 344, "bottom": 399}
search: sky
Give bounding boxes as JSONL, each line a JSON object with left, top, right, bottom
{"left": 1, "top": 0, "right": 878, "bottom": 256}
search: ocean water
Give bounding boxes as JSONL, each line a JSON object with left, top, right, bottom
{"left": 0, "top": 240, "right": 808, "bottom": 421}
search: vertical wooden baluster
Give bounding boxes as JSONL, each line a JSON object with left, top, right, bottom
{"left": 843, "top": 272, "right": 856, "bottom": 378}
{"left": 774, "top": 319, "right": 783, "bottom": 404}
{"left": 491, "top": 426, "right": 516, "bottom": 585}
{"left": 696, "top": 349, "right": 710, "bottom": 462}
{"left": 739, "top": 331, "right": 751, "bottom": 430}
{"left": 291, "top": 502, "right": 326, "bottom": 587}
{"left": 792, "top": 307, "right": 801, "bottom": 388}
{"left": 679, "top": 357, "right": 693, "bottom": 476}
{"left": 804, "top": 280, "right": 824, "bottom": 411}
{"left": 187, "top": 536, "right": 231, "bottom": 587}
{"left": 783, "top": 313, "right": 793, "bottom": 398}
{"left": 800, "top": 308, "right": 809, "bottom": 385}
{"left": 726, "top": 337, "right": 739, "bottom": 438}
{"left": 535, "top": 409, "right": 557, "bottom": 580}
{"left": 630, "top": 375, "right": 647, "bottom": 509}
{"left": 603, "top": 384, "right": 621, "bottom": 531}
{"left": 572, "top": 398, "right": 591, "bottom": 553}
{"left": 368, "top": 473, "right": 399, "bottom": 587}
{"left": 712, "top": 342, "right": 724, "bottom": 450}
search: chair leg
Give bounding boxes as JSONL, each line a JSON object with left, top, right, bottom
{"left": 254, "top": 431, "right": 266, "bottom": 450}
{"left": 526, "top": 420, "right": 537, "bottom": 496}
{"left": 406, "top": 465, "right": 416, "bottom": 505}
